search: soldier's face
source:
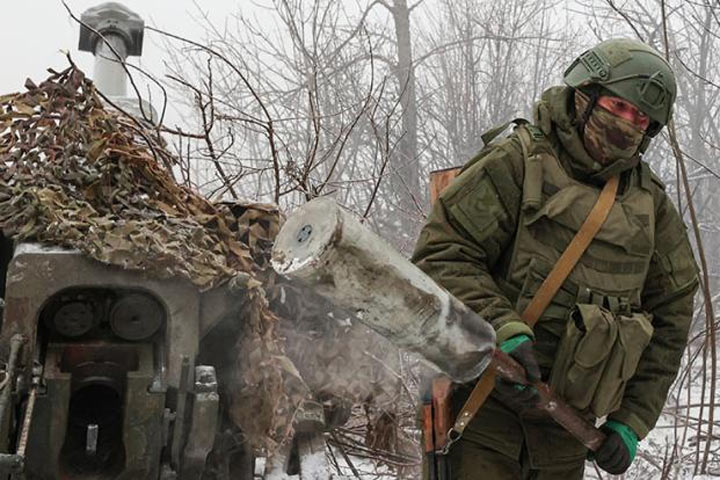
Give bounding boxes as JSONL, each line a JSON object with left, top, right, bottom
{"left": 596, "top": 96, "right": 650, "bottom": 131}
{"left": 575, "top": 90, "right": 647, "bottom": 166}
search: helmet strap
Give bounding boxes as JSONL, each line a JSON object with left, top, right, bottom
{"left": 646, "top": 121, "right": 662, "bottom": 138}
{"left": 577, "top": 86, "right": 600, "bottom": 138}
{"left": 639, "top": 120, "right": 662, "bottom": 154}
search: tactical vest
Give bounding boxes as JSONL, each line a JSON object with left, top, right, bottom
{"left": 495, "top": 125, "right": 657, "bottom": 371}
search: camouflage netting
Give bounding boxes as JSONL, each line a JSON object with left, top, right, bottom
{"left": 0, "top": 64, "right": 401, "bottom": 452}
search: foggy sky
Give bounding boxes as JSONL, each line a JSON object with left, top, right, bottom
{"left": 0, "top": 0, "right": 273, "bottom": 127}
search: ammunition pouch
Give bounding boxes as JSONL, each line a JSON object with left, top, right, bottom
{"left": 549, "top": 304, "right": 653, "bottom": 417}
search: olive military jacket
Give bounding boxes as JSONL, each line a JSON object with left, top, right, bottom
{"left": 412, "top": 86, "right": 699, "bottom": 441}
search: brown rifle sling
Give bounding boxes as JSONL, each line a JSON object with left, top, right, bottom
{"left": 446, "top": 175, "right": 620, "bottom": 447}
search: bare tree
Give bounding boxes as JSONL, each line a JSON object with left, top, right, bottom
{"left": 577, "top": 1, "right": 720, "bottom": 477}
{"left": 415, "top": 0, "right": 579, "bottom": 170}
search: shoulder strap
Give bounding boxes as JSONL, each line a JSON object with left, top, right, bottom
{"left": 446, "top": 175, "right": 620, "bottom": 448}
{"left": 480, "top": 118, "right": 528, "bottom": 146}
{"left": 515, "top": 125, "right": 549, "bottom": 211}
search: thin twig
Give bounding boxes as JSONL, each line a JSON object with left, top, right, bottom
{"left": 330, "top": 430, "right": 362, "bottom": 478}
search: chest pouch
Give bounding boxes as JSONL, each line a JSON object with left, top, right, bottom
{"left": 549, "top": 304, "right": 654, "bottom": 417}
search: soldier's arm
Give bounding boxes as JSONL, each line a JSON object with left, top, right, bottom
{"left": 608, "top": 189, "right": 699, "bottom": 439}
{"left": 411, "top": 138, "right": 528, "bottom": 344}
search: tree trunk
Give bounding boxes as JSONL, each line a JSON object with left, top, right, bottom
{"left": 389, "top": 0, "right": 422, "bottom": 235}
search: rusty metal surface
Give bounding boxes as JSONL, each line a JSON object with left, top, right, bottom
{"left": 491, "top": 350, "right": 606, "bottom": 451}
{"left": 15, "top": 377, "right": 38, "bottom": 458}
{"left": 429, "top": 167, "right": 461, "bottom": 204}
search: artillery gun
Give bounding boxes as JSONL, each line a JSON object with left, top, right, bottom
{"left": 0, "top": 243, "right": 236, "bottom": 479}
{"left": 0, "top": 3, "right": 344, "bottom": 479}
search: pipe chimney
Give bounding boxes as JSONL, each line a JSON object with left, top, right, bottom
{"left": 78, "top": 2, "right": 144, "bottom": 97}
{"left": 78, "top": 3, "right": 154, "bottom": 122}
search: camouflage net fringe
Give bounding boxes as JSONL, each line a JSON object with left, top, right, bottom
{"left": 0, "top": 65, "right": 304, "bottom": 450}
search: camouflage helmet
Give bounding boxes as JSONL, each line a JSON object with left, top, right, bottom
{"left": 563, "top": 38, "right": 676, "bottom": 133}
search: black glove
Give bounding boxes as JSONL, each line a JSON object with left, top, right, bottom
{"left": 593, "top": 422, "right": 637, "bottom": 475}
{"left": 494, "top": 335, "right": 541, "bottom": 410}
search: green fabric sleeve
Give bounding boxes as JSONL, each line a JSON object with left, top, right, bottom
{"left": 411, "top": 137, "right": 530, "bottom": 345}
{"left": 603, "top": 420, "right": 639, "bottom": 461}
{"left": 609, "top": 188, "right": 699, "bottom": 439}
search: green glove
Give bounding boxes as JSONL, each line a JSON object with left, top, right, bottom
{"left": 495, "top": 334, "right": 540, "bottom": 410}
{"left": 591, "top": 420, "right": 638, "bottom": 474}
{"left": 604, "top": 420, "right": 638, "bottom": 460}
{"left": 499, "top": 335, "right": 539, "bottom": 383}
{"left": 499, "top": 334, "right": 533, "bottom": 354}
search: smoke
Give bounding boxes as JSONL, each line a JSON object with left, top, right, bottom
{"left": 271, "top": 281, "right": 411, "bottom": 413}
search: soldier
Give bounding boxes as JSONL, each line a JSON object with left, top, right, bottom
{"left": 412, "top": 38, "right": 699, "bottom": 479}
